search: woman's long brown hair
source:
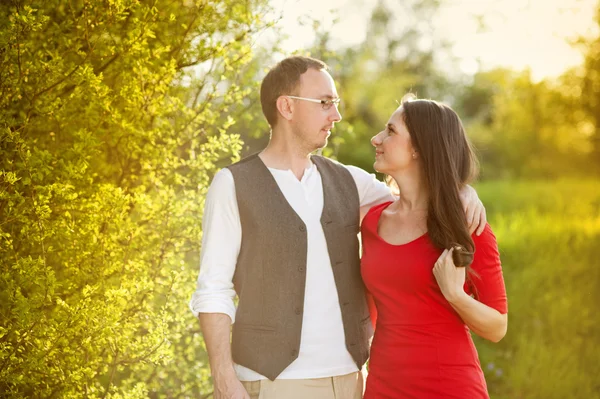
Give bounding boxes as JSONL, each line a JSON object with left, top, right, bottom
{"left": 401, "top": 97, "right": 480, "bottom": 267}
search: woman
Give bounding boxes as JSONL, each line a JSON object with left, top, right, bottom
{"left": 361, "top": 97, "right": 508, "bottom": 398}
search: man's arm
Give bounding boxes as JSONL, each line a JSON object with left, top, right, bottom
{"left": 200, "top": 313, "right": 249, "bottom": 399}
{"left": 343, "top": 165, "right": 394, "bottom": 222}
{"left": 189, "top": 168, "right": 248, "bottom": 398}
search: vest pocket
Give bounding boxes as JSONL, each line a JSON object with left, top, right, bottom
{"left": 344, "top": 222, "right": 359, "bottom": 230}
{"left": 234, "top": 323, "right": 276, "bottom": 333}
{"left": 360, "top": 314, "right": 374, "bottom": 341}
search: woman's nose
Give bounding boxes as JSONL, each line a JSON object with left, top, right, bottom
{"left": 371, "top": 134, "right": 380, "bottom": 147}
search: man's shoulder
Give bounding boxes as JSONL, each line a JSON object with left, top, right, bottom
{"left": 208, "top": 167, "right": 234, "bottom": 191}
{"left": 312, "top": 154, "right": 341, "bottom": 168}
{"left": 312, "top": 155, "right": 363, "bottom": 172}
{"left": 227, "top": 153, "right": 261, "bottom": 171}
{"left": 313, "top": 155, "right": 372, "bottom": 179}
{"left": 312, "top": 155, "right": 356, "bottom": 179}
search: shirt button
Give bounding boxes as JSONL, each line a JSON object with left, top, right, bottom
{"left": 295, "top": 307, "right": 302, "bottom": 315}
{"left": 299, "top": 225, "right": 305, "bottom": 232}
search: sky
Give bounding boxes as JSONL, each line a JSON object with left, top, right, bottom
{"left": 264, "top": 0, "right": 599, "bottom": 81}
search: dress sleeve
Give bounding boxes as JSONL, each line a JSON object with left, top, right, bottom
{"left": 468, "top": 224, "right": 508, "bottom": 314}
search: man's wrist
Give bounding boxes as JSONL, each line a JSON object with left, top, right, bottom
{"left": 212, "top": 363, "right": 237, "bottom": 381}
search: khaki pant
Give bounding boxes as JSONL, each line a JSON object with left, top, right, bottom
{"left": 241, "top": 371, "right": 363, "bottom": 399}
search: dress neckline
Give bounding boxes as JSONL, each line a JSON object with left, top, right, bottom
{"left": 373, "top": 201, "right": 428, "bottom": 247}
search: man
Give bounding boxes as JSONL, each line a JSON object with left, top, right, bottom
{"left": 189, "top": 56, "right": 486, "bottom": 399}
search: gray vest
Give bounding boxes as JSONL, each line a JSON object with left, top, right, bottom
{"left": 227, "top": 154, "right": 373, "bottom": 381}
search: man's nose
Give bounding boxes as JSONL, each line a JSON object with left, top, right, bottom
{"left": 330, "top": 105, "right": 342, "bottom": 122}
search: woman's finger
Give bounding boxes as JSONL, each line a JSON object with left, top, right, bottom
{"left": 444, "top": 247, "right": 455, "bottom": 265}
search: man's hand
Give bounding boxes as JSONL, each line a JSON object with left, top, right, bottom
{"left": 213, "top": 370, "right": 250, "bottom": 399}
{"left": 459, "top": 185, "right": 487, "bottom": 236}
{"left": 199, "top": 313, "right": 250, "bottom": 399}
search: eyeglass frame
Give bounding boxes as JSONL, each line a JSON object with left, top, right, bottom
{"left": 285, "top": 95, "right": 341, "bottom": 110}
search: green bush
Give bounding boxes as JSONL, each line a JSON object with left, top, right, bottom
{"left": 0, "top": 1, "right": 270, "bottom": 397}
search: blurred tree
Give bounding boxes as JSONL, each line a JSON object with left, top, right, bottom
{"left": 456, "top": 68, "right": 593, "bottom": 179}
{"left": 0, "top": 0, "right": 275, "bottom": 397}
{"left": 580, "top": 3, "right": 600, "bottom": 171}
{"left": 313, "top": 0, "right": 452, "bottom": 171}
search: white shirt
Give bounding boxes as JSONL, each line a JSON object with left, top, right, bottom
{"left": 189, "top": 160, "right": 393, "bottom": 381}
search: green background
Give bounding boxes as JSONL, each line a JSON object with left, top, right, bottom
{"left": 1, "top": 1, "right": 599, "bottom": 397}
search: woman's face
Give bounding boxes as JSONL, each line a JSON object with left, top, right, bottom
{"left": 371, "top": 106, "right": 418, "bottom": 175}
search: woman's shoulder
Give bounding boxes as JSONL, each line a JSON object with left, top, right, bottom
{"left": 472, "top": 223, "right": 497, "bottom": 245}
{"left": 471, "top": 223, "right": 501, "bottom": 263}
{"left": 365, "top": 200, "right": 394, "bottom": 219}
{"left": 361, "top": 201, "right": 393, "bottom": 231}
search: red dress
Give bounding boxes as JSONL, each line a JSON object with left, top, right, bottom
{"left": 361, "top": 202, "right": 508, "bottom": 399}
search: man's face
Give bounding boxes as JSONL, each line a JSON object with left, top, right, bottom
{"left": 290, "top": 68, "right": 342, "bottom": 151}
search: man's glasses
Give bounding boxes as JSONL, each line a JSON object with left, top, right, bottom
{"left": 286, "top": 95, "right": 341, "bottom": 110}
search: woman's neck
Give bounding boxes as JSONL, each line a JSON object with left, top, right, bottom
{"left": 389, "top": 169, "right": 429, "bottom": 212}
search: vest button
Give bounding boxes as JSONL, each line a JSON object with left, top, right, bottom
{"left": 299, "top": 225, "right": 305, "bottom": 232}
{"left": 291, "top": 349, "right": 298, "bottom": 357}
{"left": 295, "top": 307, "right": 302, "bottom": 315}
{"left": 298, "top": 266, "right": 304, "bottom": 272}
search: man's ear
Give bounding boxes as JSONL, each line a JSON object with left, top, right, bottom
{"left": 276, "top": 96, "right": 294, "bottom": 122}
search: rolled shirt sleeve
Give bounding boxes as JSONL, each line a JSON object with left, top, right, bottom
{"left": 189, "top": 168, "right": 240, "bottom": 323}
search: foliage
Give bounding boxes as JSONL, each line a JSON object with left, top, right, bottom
{"left": 319, "top": 0, "right": 453, "bottom": 169}
{"left": 456, "top": 68, "right": 592, "bottom": 179}
{"left": 579, "top": 4, "right": 600, "bottom": 171}
{"left": 288, "top": 1, "right": 600, "bottom": 180}
{"left": 0, "top": 0, "right": 274, "bottom": 397}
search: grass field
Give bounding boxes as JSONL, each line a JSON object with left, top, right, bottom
{"left": 473, "top": 179, "right": 600, "bottom": 399}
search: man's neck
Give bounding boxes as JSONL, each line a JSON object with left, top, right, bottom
{"left": 259, "top": 136, "right": 314, "bottom": 181}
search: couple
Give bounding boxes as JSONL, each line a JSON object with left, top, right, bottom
{"left": 189, "top": 56, "right": 508, "bottom": 399}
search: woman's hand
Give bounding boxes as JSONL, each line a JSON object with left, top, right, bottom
{"left": 433, "top": 247, "right": 466, "bottom": 303}
{"left": 433, "top": 248, "right": 508, "bottom": 342}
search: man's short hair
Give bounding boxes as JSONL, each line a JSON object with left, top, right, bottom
{"left": 260, "top": 56, "right": 328, "bottom": 128}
